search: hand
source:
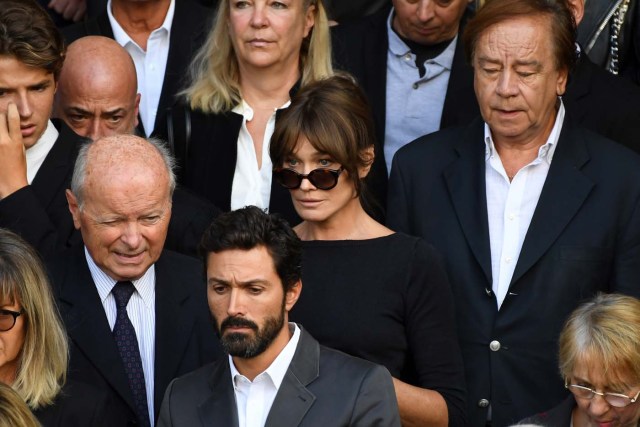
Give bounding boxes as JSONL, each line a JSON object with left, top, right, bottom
{"left": 0, "top": 104, "right": 29, "bottom": 199}
{"left": 48, "top": 0, "right": 87, "bottom": 22}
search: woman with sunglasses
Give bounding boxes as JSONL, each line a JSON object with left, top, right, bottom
{"left": 522, "top": 293, "right": 640, "bottom": 427}
{"left": 269, "top": 75, "right": 466, "bottom": 427}
{"left": 0, "top": 228, "right": 114, "bottom": 426}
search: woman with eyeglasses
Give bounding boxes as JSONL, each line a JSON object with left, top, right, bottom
{"left": 155, "top": 0, "right": 333, "bottom": 224}
{"left": 522, "top": 293, "right": 640, "bottom": 427}
{"left": 269, "top": 75, "right": 467, "bottom": 427}
{"left": 0, "top": 228, "right": 114, "bottom": 426}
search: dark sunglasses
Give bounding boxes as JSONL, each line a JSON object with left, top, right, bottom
{"left": 274, "top": 167, "right": 344, "bottom": 190}
{"left": 0, "top": 308, "right": 23, "bottom": 332}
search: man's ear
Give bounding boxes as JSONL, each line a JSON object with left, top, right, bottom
{"left": 358, "top": 145, "right": 375, "bottom": 179}
{"left": 66, "top": 189, "right": 82, "bottom": 230}
{"left": 134, "top": 93, "right": 141, "bottom": 128}
{"left": 284, "top": 280, "right": 302, "bottom": 312}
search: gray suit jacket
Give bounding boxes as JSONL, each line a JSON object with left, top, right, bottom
{"left": 157, "top": 327, "right": 401, "bottom": 427}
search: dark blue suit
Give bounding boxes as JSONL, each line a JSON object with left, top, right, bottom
{"left": 387, "top": 116, "right": 640, "bottom": 426}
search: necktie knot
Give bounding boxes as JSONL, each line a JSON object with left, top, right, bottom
{"left": 113, "top": 281, "right": 135, "bottom": 309}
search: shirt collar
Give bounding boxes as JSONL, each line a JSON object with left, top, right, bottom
{"left": 229, "top": 322, "right": 301, "bottom": 390}
{"left": 107, "top": 0, "right": 175, "bottom": 49}
{"left": 484, "top": 99, "right": 565, "bottom": 164}
{"left": 84, "top": 246, "right": 156, "bottom": 309}
{"left": 25, "top": 120, "right": 59, "bottom": 183}
{"left": 231, "top": 99, "right": 292, "bottom": 121}
{"left": 386, "top": 8, "right": 457, "bottom": 70}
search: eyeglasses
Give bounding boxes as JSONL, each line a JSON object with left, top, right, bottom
{"left": 0, "top": 309, "right": 23, "bottom": 332}
{"left": 273, "top": 167, "right": 344, "bottom": 190}
{"left": 566, "top": 382, "right": 640, "bottom": 408}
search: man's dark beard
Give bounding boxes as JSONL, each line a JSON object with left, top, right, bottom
{"left": 217, "top": 310, "right": 285, "bottom": 358}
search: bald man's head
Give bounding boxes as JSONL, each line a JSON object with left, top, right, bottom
{"left": 54, "top": 36, "right": 140, "bottom": 140}
{"left": 65, "top": 135, "right": 176, "bottom": 280}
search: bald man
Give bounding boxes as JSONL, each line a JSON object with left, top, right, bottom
{"left": 49, "top": 134, "right": 220, "bottom": 427}
{"left": 52, "top": 36, "right": 220, "bottom": 258}
{"left": 54, "top": 36, "right": 140, "bottom": 140}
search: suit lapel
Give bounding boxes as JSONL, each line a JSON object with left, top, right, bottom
{"left": 31, "top": 121, "right": 84, "bottom": 210}
{"left": 511, "top": 121, "right": 593, "bottom": 285}
{"left": 443, "top": 120, "right": 493, "bottom": 285}
{"left": 265, "top": 328, "right": 318, "bottom": 427}
{"left": 153, "top": 252, "right": 200, "bottom": 410}
{"left": 58, "top": 247, "right": 136, "bottom": 411}
{"left": 197, "top": 361, "right": 239, "bottom": 427}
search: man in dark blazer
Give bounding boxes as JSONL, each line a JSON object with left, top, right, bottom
{"left": 158, "top": 207, "right": 400, "bottom": 427}
{"left": 331, "top": 0, "right": 479, "bottom": 218}
{"left": 62, "top": 0, "right": 214, "bottom": 136}
{"left": 49, "top": 134, "right": 221, "bottom": 427}
{"left": 387, "top": 1, "right": 640, "bottom": 426}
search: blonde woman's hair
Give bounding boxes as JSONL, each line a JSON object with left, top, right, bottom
{"left": 558, "top": 293, "right": 640, "bottom": 385}
{"left": 0, "top": 383, "right": 40, "bottom": 427}
{"left": 0, "top": 229, "right": 68, "bottom": 410}
{"left": 184, "top": 0, "right": 333, "bottom": 113}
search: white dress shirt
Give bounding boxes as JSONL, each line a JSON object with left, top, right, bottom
{"left": 485, "top": 102, "right": 565, "bottom": 309}
{"left": 230, "top": 99, "right": 289, "bottom": 211}
{"left": 25, "top": 120, "right": 58, "bottom": 184}
{"left": 229, "top": 323, "right": 301, "bottom": 427}
{"left": 85, "top": 247, "right": 157, "bottom": 425}
{"left": 108, "top": 0, "right": 174, "bottom": 135}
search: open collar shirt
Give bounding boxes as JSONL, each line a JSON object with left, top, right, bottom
{"left": 229, "top": 323, "right": 301, "bottom": 427}
{"left": 484, "top": 101, "right": 565, "bottom": 309}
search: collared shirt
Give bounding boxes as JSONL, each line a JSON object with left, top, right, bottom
{"left": 229, "top": 323, "right": 301, "bottom": 427}
{"left": 485, "top": 102, "right": 565, "bottom": 309}
{"left": 25, "top": 120, "right": 59, "bottom": 184}
{"left": 108, "top": 0, "right": 175, "bottom": 136}
{"left": 384, "top": 8, "right": 457, "bottom": 175}
{"left": 85, "top": 247, "right": 157, "bottom": 425}
{"left": 230, "top": 99, "right": 289, "bottom": 211}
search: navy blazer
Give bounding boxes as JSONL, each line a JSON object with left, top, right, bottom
{"left": 331, "top": 6, "right": 480, "bottom": 218}
{"left": 157, "top": 327, "right": 401, "bottom": 427}
{"left": 49, "top": 247, "right": 222, "bottom": 426}
{"left": 387, "top": 116, "right": 640, "bottom": 426}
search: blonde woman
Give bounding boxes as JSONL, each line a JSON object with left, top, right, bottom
{"left": 0, "top": 383, "right": 40, "bottom": 427}
{"left": 156, "top": 0, "right": 333, "bottom": 224}
{"left": 523, "top": 293, "right": 640, "bottom": 427}
{"left": 0, "top": 229, "right": 113, "bottom": 426}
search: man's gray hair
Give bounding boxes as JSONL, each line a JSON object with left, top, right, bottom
{"left": 70, "top": 137, "right": 177, "bottom": 208}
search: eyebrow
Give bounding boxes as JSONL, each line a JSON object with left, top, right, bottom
{"left": 207, "top": 277, "right": 270, "bottom": 287}
{"left": 28, "top": 79, "right": 53, "bottom": 90}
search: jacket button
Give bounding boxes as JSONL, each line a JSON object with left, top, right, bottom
{"left": 489, "top": 340, "right": 501, "bottom": 351}
{"left": 478, "top": 399, "right": 490, "bottom": 408}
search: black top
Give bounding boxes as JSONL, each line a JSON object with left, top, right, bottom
{"left": 289, "top": 232, "right": 467, "bottom": 427}
{"left": 33, "top": 379, "right": 119, "bottom": 427}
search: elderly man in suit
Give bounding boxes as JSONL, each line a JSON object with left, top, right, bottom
{"left": 62, "top": 0, "right": 214, "bottom": 137}
{"left": 157, "top": 206, "right": 400, "bottom": 427}
{"left": 387, "top": 0, "right": 640, "bottom": 425}
{"left": 332, "top": 0, "right": 479, "bottom": 219}
{"left": 48, "top": 134, "right": 221, "bottom": 427}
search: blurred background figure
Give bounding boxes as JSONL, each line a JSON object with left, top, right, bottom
{"left": 523, "top": 293, "right": 640, "bottom": 427}
{"left": 0, "top": 228, "right": 113, "bottom": 426}
{"left": 331, "top": 0, "right": 479, "bottom": 220}
{"left": 155, "top": 0, "right": 333, "bottom": 225}
{"left": 0, "top": 383, "right": 40, "bottom": 427}
{"left": 578, "top": 0, "right": 640, "bottom": 85}
{"left": 270, "top": 75, "right": 466, "bottom": 427}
